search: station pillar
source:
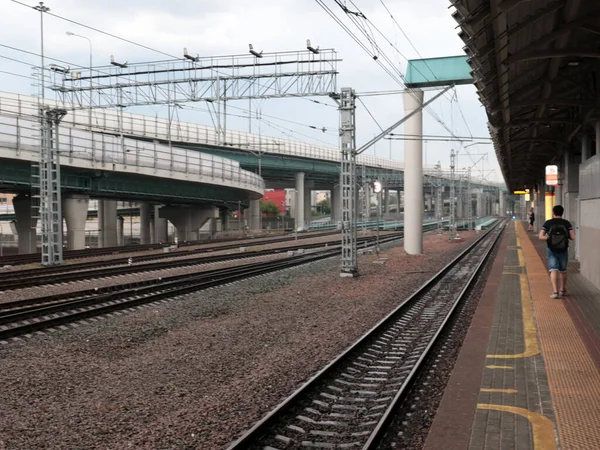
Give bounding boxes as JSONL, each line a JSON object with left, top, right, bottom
{"left": 12, "top": 194, "right": 37, "bottom": 254}
{"left": 139, "top": 202, "right": 151, "bottom": 245}
{"left": 63, "top": 194, "right": 89, "bottom": 250}
{"left": 295, "top": 172, "right": 305, "bottom": 230}
{"left": 403, "top": 88, "right": 424, "bottom": 254}
{"left": 383, "top": 189, "right": 390, "bottom": 214}
{"left": 499, "top": 192, "right": 505, "bottom": 216}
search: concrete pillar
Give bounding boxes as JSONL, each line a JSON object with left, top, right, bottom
{"left": 97, "top": 200, "right": 105, "bottom": 248}
{"left": 149, "top": 218, "right": 155, "bottom": 244}
{"left": 304, "top": 186, "right": 312, "bottom": 228}
{"left": 403, "top": 88, "right": 424, "bottom": 255}
{"left": 209, "top": 217, "right": 217, "bottom": 239}
{"left": 220, "top": 209, "right": 229, "bottom": 232}
{"left": 425, "top": 194, "right": 433, "bottom": 214}
{"left": 12, "top": 194, "right": 37, "bottom": 254}
{"left": 117, "top": 216, "right": 124, "bottom": 245}
{"left": 249, "top": 199, "right": 261, "bottom": 231}
{"left": 499, "top": 192, "right": 505, "bottom": 217}
{"left": 295, "top": 172, "right": 305, "bottom": 230}
{"left": 98, "top": 200, "right": 118, "bottom": 247}
{"left": 382, "top": 189, "right": 390, "bottom": 214}
{"left": 154, "top": 205, "right": 168, "bottom": 243}
{"left": 397, "top": 190, "right": 402, "bottom": 214}
{"left": 476, "top": 190, "right": 484, "bottom": 217}
{"left": 139, "top": 202, "right": 151, "bottom": 245}
{"left": 331, "top": 185, "right": 341, "bottom": 223}
{"left": 63, "top": 194, "right": 89, "bottom": 250}
{"left": 581, "top": 133, "right": 591, "bottom": 163}
{"left": 159, "top": 206, "right": 217, "bottom": 241}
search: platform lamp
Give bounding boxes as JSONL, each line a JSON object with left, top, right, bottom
{"left": 66, "top": 31, "right": 93, "bottom": 129}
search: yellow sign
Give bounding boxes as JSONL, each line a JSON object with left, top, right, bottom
{"left": 513, "top": 190, "right": 529, "bottom": 195}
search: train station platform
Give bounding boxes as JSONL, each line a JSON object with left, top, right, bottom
{"left": 424, "top": 221, "right": 600, "bottom": 450}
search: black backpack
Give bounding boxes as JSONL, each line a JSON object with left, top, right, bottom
{"left": 548, "top": 223, "right": 569, "bottom": 252}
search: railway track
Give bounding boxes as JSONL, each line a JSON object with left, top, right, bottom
{"left": 226, "top": 221, "right": 506, "bottom": 450}
{"left": 0, "top": 232, "right": 409, "bottom": 341}
{"left": 0, "top": 232, "right": 398, "bottom": 292}
{"left": 0, "top": 230, "right": 338, "bottom": 266}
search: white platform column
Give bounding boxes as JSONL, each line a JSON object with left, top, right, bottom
{"left": 63, "top": 194, "right": 90, "bottom": 250}
{"left": 12, "top": 194, "right": 37, "bottom": 254}
{"left": 403, "top": 88, "right": 424, "bottom": 255}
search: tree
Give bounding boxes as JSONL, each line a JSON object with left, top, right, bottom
{"left": 260, "top": 200, "right": 280, "bottom": 217}
{"left": 316, "top": 199, "right": 331, "bottom": 215}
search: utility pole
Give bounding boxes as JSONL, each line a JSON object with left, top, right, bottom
{"left": 339, "top": 88, "right": 357, "bottom": 277}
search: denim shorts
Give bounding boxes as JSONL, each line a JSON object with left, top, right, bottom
{"left": 547, "top": 248, "right": 568, "bottom": 272}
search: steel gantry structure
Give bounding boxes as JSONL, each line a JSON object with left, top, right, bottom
{"left": 37, "top": 47, "right": 339, "bottom": 265}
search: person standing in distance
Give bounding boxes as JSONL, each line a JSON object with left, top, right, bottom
{"left": 528, "top": 207, "right": 535, "bottom": 231}
{"left": 539, "top": 205, "right": 575, "bottom": 299}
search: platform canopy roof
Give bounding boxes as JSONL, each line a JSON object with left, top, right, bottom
{"left": 450, "top": 0, "right": 600, "bottom": 191}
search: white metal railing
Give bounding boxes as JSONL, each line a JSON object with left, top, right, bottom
{"left": 0, "top": 111, "right": 264, "bottom": 195}
{"left": 0, "top": 91, "right": 405, "bottom": 171}
{"left": 0, "top": 91, "right": 498, "bottom": 187}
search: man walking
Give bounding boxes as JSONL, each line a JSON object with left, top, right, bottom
{"left": 539, "top": 205, "right": 575, "bottom": 299}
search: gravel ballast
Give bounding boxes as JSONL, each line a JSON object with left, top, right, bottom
{"left": 0, "top": 231, "right": 480, "bottom": 449}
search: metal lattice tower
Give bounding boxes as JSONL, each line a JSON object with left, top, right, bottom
{"left": 449, "top": 148, "right": 457, "bottom": 240}
{"left": 339, "top": 88, "right": 357, "bottom": 277}
{"left": 39, "top": 108, "right": 67, "bottom": 265}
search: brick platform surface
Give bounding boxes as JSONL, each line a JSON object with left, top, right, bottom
{"left": 425, "top": 221, "right": 600, "bottom": 450}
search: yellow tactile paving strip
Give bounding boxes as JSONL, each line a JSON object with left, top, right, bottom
{"left": 518, "top": 222, "right": 600, "bottom": 449}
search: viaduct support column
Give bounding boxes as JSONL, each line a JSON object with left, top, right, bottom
{"left": 154, "top": 205, "right": 168, "bottom": 243}
{"left": 383, "top": 189, "right": 390, "bottom": 214}
{"left": 397, "top": 190, "right": 402, "bottom": 214}
{"left": 117, "top": 216, "right": 124, "bottom": 245}
{"left": 295, "top": 172, "right": 305, "bottom": 230}
{"left": 403, "top": 88, "right": 424, "bottom": 254}
{"left": 304, "top": 183, "right": 313, "bottom": 228}
{"left": 159, "top": 206, "right": 217, "bottom": 242}
{"left": 139, "top": 202, "right": 151, "bottom": 245}
{"left": 12, "top": 194, "right": 37, "bottom": 254}
{"left": 331, "top": 185, "right": 342, "bottom": 223}
{"left": 499, "top": 192, "right": 505, "bottom": 217}
{"left": 63, "top": 194, "right": 89, "bottom": 250}
{"left": 98, "top": 200, "right": 117, "bottom": 247}
{"left": 249, "top": 199, "right": 261, "bottom": 231}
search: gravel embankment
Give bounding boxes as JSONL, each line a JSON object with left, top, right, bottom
{"left": 0, "top": 232, "right": 354, "bottom": 303}
{"left": 0, "top": 231, "right": 479, "bottom": 449}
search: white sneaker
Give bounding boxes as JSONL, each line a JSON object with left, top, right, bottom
{"left": 550, "top": 292, "right": 559, "bottom": 299}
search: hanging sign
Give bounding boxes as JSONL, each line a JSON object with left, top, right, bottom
{"left": 545, "top": 165, "right": 558, "bottom": 186}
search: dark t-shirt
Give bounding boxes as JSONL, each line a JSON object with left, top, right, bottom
{"left": 541, "top": 218, "right": 573, "bottom": 250}
{"left": 529, "top": 212, "right": 535, "bottom": 223}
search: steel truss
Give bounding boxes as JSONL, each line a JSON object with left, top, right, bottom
{"left": 51, "top": 49, "right": 340, "bottom": 108}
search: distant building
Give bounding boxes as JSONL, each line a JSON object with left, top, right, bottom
{"left": 262, "top": 189, "right": 287, "bottom": 215}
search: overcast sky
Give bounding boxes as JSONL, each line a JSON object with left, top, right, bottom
{"left": 0, "top": 0, "right": 503, "bottom": 183}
